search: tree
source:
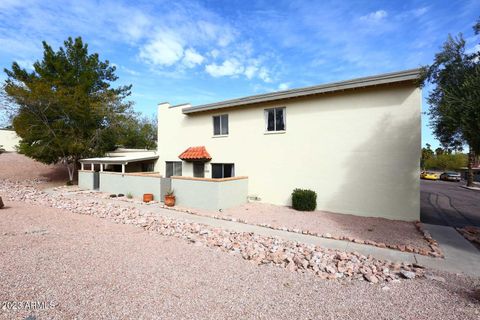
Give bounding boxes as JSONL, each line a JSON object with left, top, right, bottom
{"left": 435, "top": 147, "right": 444, "bottom": 156}
{"left": 2, "top": 37, "right": 133, "bottom": 182}
{"left": 421, "top": 19, "right": 480, "bottom": 187}
{"left": 116, "top": 114, "right": 157, "bottom": 150}
{"left": 424, "top": 152, "right": 467, "bottom": 171}
{"left": 421, "top": 143, "right": 434, "bottom": 169}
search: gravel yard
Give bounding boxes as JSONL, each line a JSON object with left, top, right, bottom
{"left": 1, "top": 153, "right": 479, "bottom": 319}
{"left": 193, "top": 202, "right": 434, "bottom": 253}
{"left": 1, "top": 201, "right": 479, "bottom": 320}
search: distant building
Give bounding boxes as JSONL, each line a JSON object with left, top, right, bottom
{"left": 0, "top": 129, "right": 20, "bottom": 152}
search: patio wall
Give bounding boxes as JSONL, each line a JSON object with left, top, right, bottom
{"left": 171, "top": 176, "right": 248, "bottom": 211}
{"left": 99, "top": 172, "right": 161, "bottom": 201}
{"left": 78, "top": 170, "right": 95, "bottom": 190}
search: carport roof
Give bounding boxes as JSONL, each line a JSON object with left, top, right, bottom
{"left": 79, "top": 155, "right": 158, "bottom": 165}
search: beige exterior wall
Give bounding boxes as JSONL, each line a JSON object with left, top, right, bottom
{"left": 156, "top": 83, "right": 421, "bottom": 221}
{"left": 78, "top": 170, "right": 95, "bottom": 190}
{"left": 98, "top": 172, "right": 161, "bottom": 200}
{"left": 0, "top": 129, "right": 20, "bottom": 151}
{"left": 171, "top": 176, "right": 248, "bottom": 211}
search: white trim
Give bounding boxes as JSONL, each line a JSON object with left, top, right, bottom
{"left": 264, "top": 130, "right": 286, "bottom": 135}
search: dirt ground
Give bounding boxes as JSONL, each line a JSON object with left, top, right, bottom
{"left": 0, "top": 153, "right": 479, "bottom": 319}
{"left": 0, "top": 201, "right": 479, "bottom": 319}
{"left": 0, "top": 152, "right": 68, "bottom": 186}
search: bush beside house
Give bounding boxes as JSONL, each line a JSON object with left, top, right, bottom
{"left": 292, "top": 189, "right": 317, "bottom": 211}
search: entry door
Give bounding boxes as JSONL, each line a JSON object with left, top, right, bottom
{"left": 193, "top": 162, "right": 205, "bottom": 178}
{"left": 93, "top": 172, "right": 100, "bottom": 190}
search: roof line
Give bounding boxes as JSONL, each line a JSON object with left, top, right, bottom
{"left": 79, "top": 155, "right": 159, "bottom": 165}
{"left": 182, "top": 68, "right": 422, "bottom": 114}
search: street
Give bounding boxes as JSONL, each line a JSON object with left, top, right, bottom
{"left": 421, "top": 180, "right": 480, "bottom": 228}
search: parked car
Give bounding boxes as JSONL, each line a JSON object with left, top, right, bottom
{"left": 440, "top": 171, "right": 461, "bottom": 182}
{"left": 421, "top": 171, "right": 440, "bottom": 180}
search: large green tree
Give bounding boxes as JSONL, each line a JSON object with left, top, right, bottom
{"left": 421, "top": 19, "right": 480, "bottom": 186}
{"left": 116, "top": 114, "right": 157, "bottom": 150}
{"left": 2, "top": 37, "right": 134, "bottom": 182}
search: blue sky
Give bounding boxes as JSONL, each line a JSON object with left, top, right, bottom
{"left": 0, "top": 0, "right": 479, "bottom": 148}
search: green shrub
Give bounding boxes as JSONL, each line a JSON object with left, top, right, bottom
{"left": 292, "top": 188, "right": 317, "bottom": 211}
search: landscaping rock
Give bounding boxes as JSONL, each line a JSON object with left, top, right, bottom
{"left": 400, "top": 270, "right": 416, "bottom": 279}
{"left": 0, "top": 178, "right": 426, "bottom": 284}
{"left": 364, "top": 274, "right": 379, "bottom": 283}
{"left": 425, "top": 274, "right": 446, "bottom": 283}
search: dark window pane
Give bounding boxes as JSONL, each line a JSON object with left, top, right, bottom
{"left": 266, "top": 109, "right": 275, "bottom": 131}
{"left": 213, "top": 116, "right": 221, "bottom": 135}
{"left": 275, "top": 108, "right": 285, "bottom": 131}
{"left": 166, "top": 162, "right": 173, "bottom": 178}
{"left": 193, "top": 162, "right": 204, "bottom": 178}
{"left": 212, "top": 164, "right": 223, "bottom": 178}
{"left": 174, "top": 162, "right": 182, "bottom": 176}
{"left": 221, "top": 114, "right": 229, "bottom": 135}
{"left": 223, "top": 164, "right": 234, "bottom": 178}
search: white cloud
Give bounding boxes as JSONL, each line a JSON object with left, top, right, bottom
{"left": 277, "top": 82, "right": 290, "bottom": 91}
{"left": 15, "top": 59, "right": 35, "bottom": 70}
{"left": 182, "top": 48, "right": 204, "bottom": 68}
{"left": 139, "top": 32, "right": 184, "bottom": 66}
{"left": 209, "top": 49, "right": 220, "bottom": 58}
{"left": 120, "top": 12, "right": 151, "bottom": 41}
{"left": 412, "top": 7, "right": 429, "bottom": 17}
{"left": 205, "top": 59, "right": 244, "bottom": 77}
{"left": 196, "top": 20, "right": 235, "bottom": 47}
{"left": 258, "top": 67, "right": 272, "bottom": 82}
{"left": 466, "top": 44, "right": 480, "bottom": 55}
{"left": 244, "top": 65, "right": 258, "bottom": 79}
{"left": 360, "top": 10, "right": 388, "bottom": 22}
{"left": 122, "top": 66, "right": 140, "bottom": 76}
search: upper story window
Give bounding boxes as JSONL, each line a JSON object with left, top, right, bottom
{"left": 213, "top": 114, "right": 229, "bottom": 136}
{"left": 265, "top": 107, "right": 286, "bottom": 132}
{"left": 165, "top": 161, "right": 182, "bottom": 178}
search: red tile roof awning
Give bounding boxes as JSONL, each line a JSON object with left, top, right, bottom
{"left": 178, "top": 146, "right": 212, "bottom": 161}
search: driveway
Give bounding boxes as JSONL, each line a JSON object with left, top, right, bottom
{"left": 421, "top": 180, "right": 480, "bottom": 228}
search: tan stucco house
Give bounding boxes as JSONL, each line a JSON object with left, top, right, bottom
{"left": 79, "top": 69, "right": 421, "bottom": 221}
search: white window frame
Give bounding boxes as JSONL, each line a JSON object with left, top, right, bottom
{"left": 213, "top": 114, "right": 229, "bottom": 136}
{"left": 264, "top": 107, "right": 286, "bottom": 132}
{"left": 165, "top": 161, "right": 182, "bottom": 178}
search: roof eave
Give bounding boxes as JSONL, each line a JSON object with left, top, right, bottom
{"left": 79, "top": 155, "right": 159, "bottom": 165}
{"left": 182, "top": 68, "right": 422, "bottom": 114}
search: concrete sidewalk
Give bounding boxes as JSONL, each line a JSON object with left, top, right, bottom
{"left": 55, "top": 189, "right": 480, "bottom": 278}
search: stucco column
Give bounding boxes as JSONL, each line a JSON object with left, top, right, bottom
{"left": 121, "top": 164, "right": 125, "bottom": 174}
{"left": 80, "top": 163, "right": 84, "bottom": 170}
{"left": 100, "top": 164, "right": 103, "bottom": 172}
{"left": 91, "top": 164, "right": 94, "bottom": 171}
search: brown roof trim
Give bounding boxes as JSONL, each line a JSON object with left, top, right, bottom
{"left": 182, "top": 68, "right": 422, "bottom": 114}
{"left": 171, "top": 176, "right": 248, "bottom": 182}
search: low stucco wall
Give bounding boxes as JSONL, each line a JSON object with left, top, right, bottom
{"left": 78, "top": 170, "right": 94, "bottom": 190}
{"left": 171, "top": 176, "right": 248, "bottom": 211}
{"left": 0, "top": 130, "right": 20, "bottom": 151}
{"left": 99, "top": 172, "right": 161, "bottom": 200}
